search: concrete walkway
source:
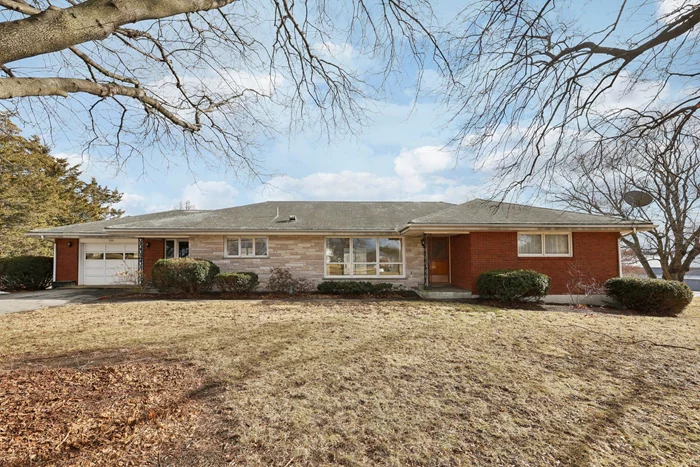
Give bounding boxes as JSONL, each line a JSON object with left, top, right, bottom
{"left": 0, "top": 288, "right": 127, "bottom": 315}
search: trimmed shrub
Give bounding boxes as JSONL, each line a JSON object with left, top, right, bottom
{"left": 215, "top": 272, "right": 259, "bottom": 293}
{"left": 477, "top": 269, "right": 550, "bottom": 302}
{"left": 317, "top": 281, "right": 395, "bottom": 295}
{"left": 151, "top": 258, "right": 220, "bottom": 294}
{"left": 293, "top": 277, "right": 315, "bottom": 294}
{"left": 0, "top": 256, "right": 53, "bottom": 291}
{"left": 267, "top": 268, "right": 314, "bottom": 294}
{"left": 605, "top": 277, "right": 693, "bottom": 316}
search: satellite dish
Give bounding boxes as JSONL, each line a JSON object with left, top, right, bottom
{"left": 623, "top": 190, "right": 654, "bottom": 208}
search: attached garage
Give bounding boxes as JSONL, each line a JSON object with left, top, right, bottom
{"left": 80, "top": 240, "right": 139, "bottom": 285}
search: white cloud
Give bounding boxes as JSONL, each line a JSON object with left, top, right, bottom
{"left": 394, "top": 145, "right": 454, "bottom": 191}
{"left": 150, "top": 70, "right": 282, "bottom": 100}
{"left": 658, "top": 0, "right": 695, "bottom": 24}
{"left": 405, "top": 184, "right": 490, "bottom": 204}
{"left": 256, "top": 145, "right": 473, "bottom": 203}
{"left": 594, "top": 71, "right": 669, "bottom": 114}
{"left": 179, "top": 181, "right": 238, "bottom": 210}
{"left": 115, "top": 192, "right": 172, "bottom": 215}
{"left": 313, "top": 42, "right": 355, "bottom": 64}
{"left": 55, "top": 152, "right": 91, "bottom": 169}
{"left": 261, "top": 171, "right": 403, "bottom": 201}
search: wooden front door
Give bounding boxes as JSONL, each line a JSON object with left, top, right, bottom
{"left": 429, "top": 237, "right": 450, "bottom": 284}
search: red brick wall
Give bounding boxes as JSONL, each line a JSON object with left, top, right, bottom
{"left": 450, "top": 234, "right": 472, "bottom": 289}
{"left": 55, "top": 238, "right": 79, "bottom": 283}
{"left": 456, "top": 231, "right": 620, "bottom": 294}
{"left": 143, "top": 238, "right": 165, "bottom": 283}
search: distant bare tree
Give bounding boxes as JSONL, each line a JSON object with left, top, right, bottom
{"left": 0, "top": 0, "right": 446, "bottom": 175}
{"left": 552, "top": 117, "right": 700, "bottom": 282}
{"left": 445, "top": 0, "right": 700, "bottom": 192}
{"left": 175, "top": 199, "right": 196, "bottom": 211}
{"left": 620, "top": 247, "right": 647, "bottom": 277}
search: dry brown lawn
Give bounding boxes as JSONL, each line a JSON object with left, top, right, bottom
{"left": 1, "top": 298, "right": 699, "bottom": 466}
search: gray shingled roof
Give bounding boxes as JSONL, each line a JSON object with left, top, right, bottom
{"left": 28, "top": 210, "right": 205, "bottom": 235}
{"left": 408, "top": 199, "right": 644, "bottom": 226}
{"left": 106, "top": 201, "right": 454, "bottom": 232}
{"left": 29, "top": 199, "right": 651, "bottom": 236}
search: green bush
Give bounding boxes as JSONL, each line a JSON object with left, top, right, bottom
{"left": 605, "top": 277, "right": 693, "bottom": 316}
{"left": 0, "top": 256, "right": 53, "bottom": 291}
{"left": 267, "top": 268, "right": 314, "bottom": 294}
{"left": 317, "top": 281, "right": 395, "bottom": 295}
{"left": 215, "top": 272, "right": 259, "bottom": 293}
{"left": 476, "top": 269, "right": 550, "bottom": 302}
{"left": 151, "top": 258, "right": 220, "bottom": 295}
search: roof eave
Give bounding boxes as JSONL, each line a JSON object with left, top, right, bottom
{"left": 37, "top": 228, "right": 406, "bottom": 237}
{"left": 25, "top": 231, "right": 125, "bottom": 239}
{"left": 400, "top": 223, "right": 657, "bottom": 234}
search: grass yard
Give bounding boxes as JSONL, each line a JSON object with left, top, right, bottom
{"left": 1, "top": 298, "right": 699, "bottom": 465}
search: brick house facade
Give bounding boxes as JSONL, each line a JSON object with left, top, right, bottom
{"left": 449, "top": 232, "right": 620, "bottom": 294}
{"left": 34, "top": 199, "right": 651, "bottom": 297}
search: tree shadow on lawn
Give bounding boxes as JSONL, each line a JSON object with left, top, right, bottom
{"left": 562, "top": 369, "right": 655, "bottom": 465}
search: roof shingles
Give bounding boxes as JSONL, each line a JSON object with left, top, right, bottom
{"left": 408, "top": 199, "right": 640, "bottom": 226}
{"left": 29, "top": 199, "right": 650, "bottom": 236}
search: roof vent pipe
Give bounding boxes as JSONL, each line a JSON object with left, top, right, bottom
{"left": 289, "top": 215, "right": 297, "bottom": 222}
{"left": 274, "top": 207, "right": 279, "bottom": 220}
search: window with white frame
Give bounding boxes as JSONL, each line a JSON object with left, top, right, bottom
{"left": 325, "top": 237, "right": 404, "bottom": 277}
{"left": 165, "top": 239, "right": 189, "bottom": 259}
{"left": 517, "top": 233, "right": 571, "bottom": 257}
{"left": 225, "top": 237, "right": 268, "bottom": 257}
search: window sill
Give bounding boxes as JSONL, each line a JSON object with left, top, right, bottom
{"left": 223, "top": 255, "right": 270, "bottom": 259}
{"left": 323, "top": 276, "right": 406, "bottom": 280}
{"left": 517, "top": 254, "right": 573, "bottom": 258}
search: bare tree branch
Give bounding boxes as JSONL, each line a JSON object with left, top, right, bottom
{"left": 446, "top": 0, "right": 700, "bottom": 194}
{"left": 0, "top": 77, "right": 198, "bottom": 130}
{"left": 552, "top": 116, "right": 700, "bottom": 281}
{"left": 0, "top": 0, "right": 238, "bottom": 65}
{"left": 0, "top": 0, "right": 448, "bottom": 179}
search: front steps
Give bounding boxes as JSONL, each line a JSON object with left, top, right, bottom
{"left": 415, "top": 286, "right": 473, "bottom": 300}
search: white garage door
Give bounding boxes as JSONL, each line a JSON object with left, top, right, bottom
{"left": 82, "top": 241, "right": 139, "bottom": 285}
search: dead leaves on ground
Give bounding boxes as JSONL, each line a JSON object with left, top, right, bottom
{"left": 0, "top": 358, "right": 224, "bottom": 466}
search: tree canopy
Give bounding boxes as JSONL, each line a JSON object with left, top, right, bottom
{"left": 445, "top": 0, "right": 700, "bottom": 192}
{"left": 553, "top": 119, "right": 700, "bottom": 281}
{"left": 0, "top": 0, "right": 446, "bottom": 177}
{"left": 0, "top": 115, "right": 123, "bottom": 257}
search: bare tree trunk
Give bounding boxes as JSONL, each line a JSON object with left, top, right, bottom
{"left": 622, "top": 236, "right": 657, "bottom": 279}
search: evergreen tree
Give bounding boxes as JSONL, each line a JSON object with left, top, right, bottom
{"left": 0, "top": 115, "right": 123, "bottom": 257}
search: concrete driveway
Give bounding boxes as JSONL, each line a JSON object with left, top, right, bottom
{"left": 0, "top": 288, "right": 128, "bottom": 315}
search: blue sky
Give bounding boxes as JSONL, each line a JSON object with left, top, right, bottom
{"left": 16, "top": 0, "right": 678, "bottom": 215}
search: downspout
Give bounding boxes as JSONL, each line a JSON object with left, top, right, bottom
{"left": 617, "top": 234, "right": 623, "bottom": 278}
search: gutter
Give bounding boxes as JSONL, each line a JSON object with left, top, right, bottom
{"left": 28, "top": 223, "right": 658, "bottom": 239}
{"left": 27, "top": 229, "right": 406, "bottom": 238}
{"left": 399, "top": 223, "right": 657, "bottom": 234}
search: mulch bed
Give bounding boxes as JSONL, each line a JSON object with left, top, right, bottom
{"left": 98, "top": 291, "right": 628, "bottom": 314}
{"left": 99, "top": 290, "right": 420, "bottom": 302}
{"left": 0, "top": 352, "right": 230, "bottom": 466}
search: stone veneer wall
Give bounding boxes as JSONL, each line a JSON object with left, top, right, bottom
{"left": 189, "top": 235, "right": 424, "bottom": 289}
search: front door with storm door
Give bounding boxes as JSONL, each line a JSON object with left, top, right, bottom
{"left": 429, "top": 237, "right": 450, "bottom": 285}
